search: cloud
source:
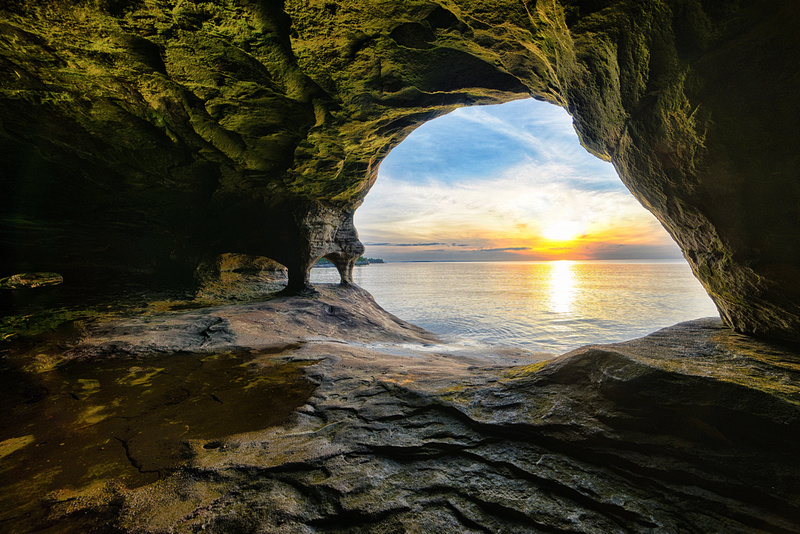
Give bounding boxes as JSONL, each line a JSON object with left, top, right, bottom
{"left": 478, "top": 247, "right": 531, "bottom": 252}
{"left": 365, "top": 242, "right": 448, "bottom": 247}
{"left": 379, "top": 99, "right": 615, "bottom": 188}
{"left": 356, "top": 99, "right": 682, "bottom": 261}
{"left": 358, "top": 165, "right": 669, "bottom": 239}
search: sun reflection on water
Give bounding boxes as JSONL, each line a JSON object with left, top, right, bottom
{"left": 547, "top": 260, "right": 576, "bottom": 314}
{"left": 312, "top": 261, "right": 721, "bottom": 353}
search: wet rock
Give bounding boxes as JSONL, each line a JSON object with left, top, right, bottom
{"left": 0, "top": 348, "right": 317, "bottom": 533}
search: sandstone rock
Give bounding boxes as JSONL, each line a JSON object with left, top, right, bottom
{"left": 194, "top": 252, "right": 289, "bottom": 301}
{"left": 2, "top": 1, "right": 800, "bottom": 338}
{"left": 2, "top": 288, "right": 795, "bottom": 532}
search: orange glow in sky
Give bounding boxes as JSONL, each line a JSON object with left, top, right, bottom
{"left": 355, "top": 99, "right": 682, "bottom": 262}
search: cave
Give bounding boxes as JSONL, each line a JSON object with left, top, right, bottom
{"left": 2, "top": 0, "right": 800, "bottom": 340}
{"left": 1, "top": 0, "right": 800, "bottom": 532}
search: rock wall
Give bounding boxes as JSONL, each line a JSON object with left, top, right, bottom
{"left": 2, "top": 0, "right": 800, "bottom": 340}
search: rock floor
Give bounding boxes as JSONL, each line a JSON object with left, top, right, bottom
{"left": 1, "top": 286, "right": 799, "bottom": 533}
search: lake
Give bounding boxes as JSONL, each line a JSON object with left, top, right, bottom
{"left": 311, "top": 260, "right": 719, "bottom": 355}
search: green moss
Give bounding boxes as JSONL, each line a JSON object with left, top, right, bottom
{"left": 502, "top": 361, "right": 550, "bottom": 379}
{"left": 0, "top": 309, "right": 92, "bottom": 342}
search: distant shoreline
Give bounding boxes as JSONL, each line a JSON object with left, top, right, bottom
{"left": 313, "top": 257, "right": 385, "bottom": 268}
{"left": 314, "top": 258, "right": 689, "bottom": 265}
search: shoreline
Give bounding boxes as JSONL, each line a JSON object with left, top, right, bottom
{"left": 0, "top": 285, "right": 798, "bottom": 532}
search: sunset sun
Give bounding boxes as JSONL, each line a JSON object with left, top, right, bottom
{"left": 541, "top": 221, "right": 584, "bottom": 242}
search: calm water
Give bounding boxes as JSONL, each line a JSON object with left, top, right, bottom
{"left": 312, "top": 261, "right": 719, "bottom": 355}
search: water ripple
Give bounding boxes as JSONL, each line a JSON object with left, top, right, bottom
{"left": 312, "top": 261, "right": 719, "bottom": 354}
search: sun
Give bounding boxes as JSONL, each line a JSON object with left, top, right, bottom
{"left": 541, "top": 221, "right": 584, "bottom": 241}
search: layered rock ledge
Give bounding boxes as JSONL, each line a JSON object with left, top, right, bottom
{"left": 1, "top": 286, "right": 797, "bottom": 533}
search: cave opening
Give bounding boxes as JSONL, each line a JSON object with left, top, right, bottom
{"left": 312, "top": 98, "right": 719, "bottom": 354}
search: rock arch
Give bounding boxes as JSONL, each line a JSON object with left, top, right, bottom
{"left": 1, "top": 0, "right": 799, "bottom": 341}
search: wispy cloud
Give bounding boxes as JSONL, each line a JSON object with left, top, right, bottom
{"left": 450, "top": 107, "right": 562, "bottom": 161}
{"left": 365, "top": 242, "right": 448, "bottom": 247}
{"left": 478, "top": 247, "right": 531, "bottom": 252}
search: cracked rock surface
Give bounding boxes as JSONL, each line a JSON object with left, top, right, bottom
{"left": 2, "top": 287, "right": 798, "bottom": 532}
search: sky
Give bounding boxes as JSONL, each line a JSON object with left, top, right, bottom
{"left": 354, "top": 98, "right": 684, "bottom": 262}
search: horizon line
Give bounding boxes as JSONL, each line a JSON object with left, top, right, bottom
{"left": 340, "top": 258, "right": 688, "bottom": 264}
